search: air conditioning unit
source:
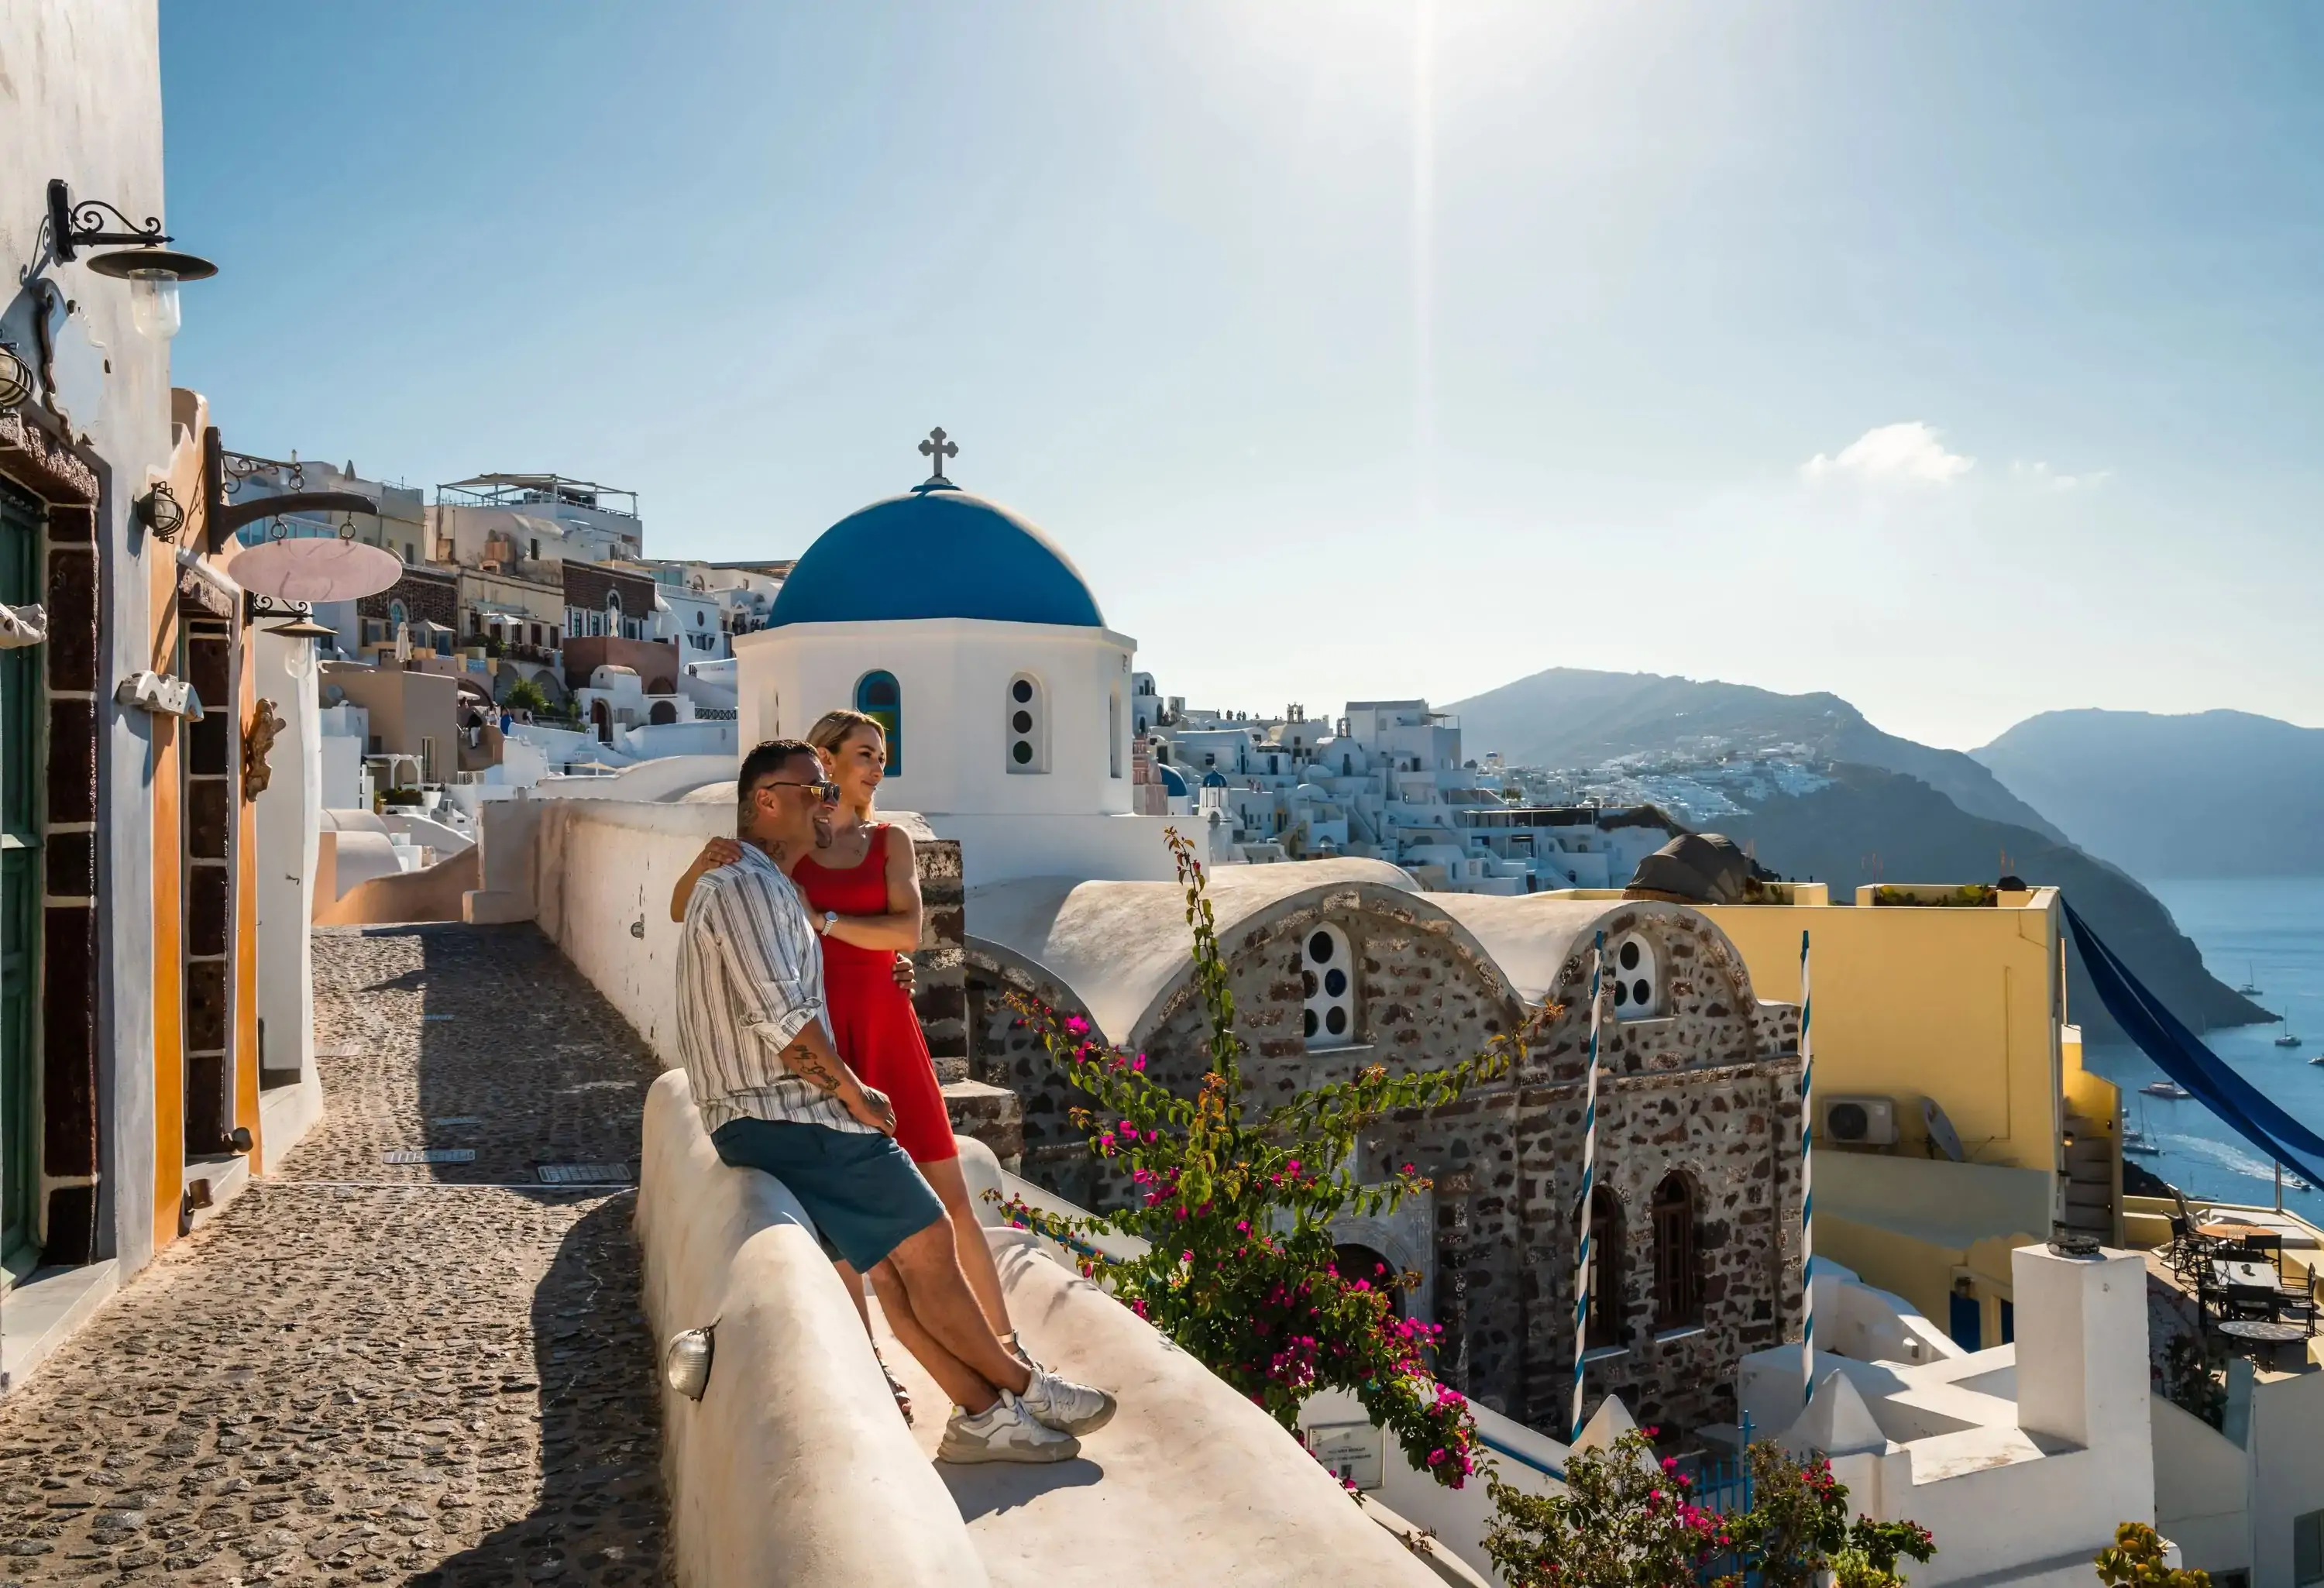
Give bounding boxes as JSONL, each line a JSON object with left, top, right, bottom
{"left": 1822, "top": 1095, "right": 1899, "bottom": 1147}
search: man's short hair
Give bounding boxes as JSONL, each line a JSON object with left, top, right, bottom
{"left": 738, "top": 739, "right": 820, "bottom": 820}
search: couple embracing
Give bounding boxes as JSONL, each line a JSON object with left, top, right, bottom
{"left": 669, "top": 709, "right": 1114, "bottom": 1464}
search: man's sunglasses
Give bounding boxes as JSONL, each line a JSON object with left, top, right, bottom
{"left": 757, "top": 778, "right": 841, "bottom": 805}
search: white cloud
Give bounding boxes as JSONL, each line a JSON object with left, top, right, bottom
{"left": 1800, "top": 421, "right": 1974, "bottom": 485}
{"left": 2009, "top": 459, "right": 2111, "bottom": 492}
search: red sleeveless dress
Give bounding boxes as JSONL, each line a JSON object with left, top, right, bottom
{"left": 792, "top": 824, "right": 956, "bottom": 1166}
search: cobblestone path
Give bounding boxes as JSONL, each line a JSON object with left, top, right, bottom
{"left": 0, "top": 926, "right": 669, "bottom": 1587}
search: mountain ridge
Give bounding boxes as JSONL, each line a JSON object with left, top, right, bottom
{"left": 1446, "top": 667, "right": 2067, "bottom": 840}
{"left": 1973, "top": 708, "right": 2324, "bottom": 881}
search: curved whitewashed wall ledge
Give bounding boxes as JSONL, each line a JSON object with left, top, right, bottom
{"left": 639, "top": 1071, "right": 988, "bottom": 1587}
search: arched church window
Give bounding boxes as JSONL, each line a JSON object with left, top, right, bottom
{"left": 1583, "top": 1186, "right": 1624, "bottom": 1347}
{"left": 856, "top": 671, "right": 902, "bottom": 774}
{"left": 1109, "top": 686, "right": 1124, "bottom": 779}
{"left": 1006, "top": 674, "right": 1047, "bottom": 774}
{"left": 1608, "top": 931, "right": 1661, "bottom": 1019}
{"left": 388, "top": 599, "right": 408, "bottom": 632}
{"left": 1300, "top": 923, "right": 1356, "bottom": 1050}
{"left": 1651, "top": 1171, "right": 1703, "bottom": 1330}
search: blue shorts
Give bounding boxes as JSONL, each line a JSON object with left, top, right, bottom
{"left": 710, "top": 1118, "right": 947, "bottom": 1272}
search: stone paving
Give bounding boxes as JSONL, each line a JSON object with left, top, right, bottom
{"left": 0, "top": 925, "right": 669, "bottom": 1586}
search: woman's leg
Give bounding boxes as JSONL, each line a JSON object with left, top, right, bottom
{"left": 918, "top": 1155, "right": 1014, "bottom": 1340}
{"left": 832, "top": 1258, "right": 872, "bottom": 1337}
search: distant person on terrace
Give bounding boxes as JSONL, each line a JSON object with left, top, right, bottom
{"left": 674, "top": 737, "right": 1114, "bottom": 1463}
{"left": 672, "top": 709, "right": 1029, "bottom": 1402}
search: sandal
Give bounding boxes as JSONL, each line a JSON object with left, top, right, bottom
{"left": 875, "top": 1350, "right": 913, "bottom": 1425}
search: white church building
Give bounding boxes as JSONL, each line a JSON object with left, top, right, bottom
{"left": 731, "top": 436, "right": 1179, "bottom": 888}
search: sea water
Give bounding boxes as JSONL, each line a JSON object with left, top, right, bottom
{"left": 2084, "top": 877, "right": 2324, "bottom": 1215}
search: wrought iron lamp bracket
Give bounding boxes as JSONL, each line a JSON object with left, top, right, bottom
{"left": 46, "top": 178, "right": 170, "bottom": 263}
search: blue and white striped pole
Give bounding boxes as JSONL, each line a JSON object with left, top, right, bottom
{"left": 1572, "top": 931, "right": 1604, "bottom": 1444}
{"left": 1800, "top": 929, "right": 1816, "bottom": 1414}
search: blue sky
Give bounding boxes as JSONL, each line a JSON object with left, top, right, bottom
{"left": 160, "top": 2, "right": 2324, "bottom": 751}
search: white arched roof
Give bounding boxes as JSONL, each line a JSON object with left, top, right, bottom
{"left": 965, "top": 866, "right": 1755, "bottom": 1047}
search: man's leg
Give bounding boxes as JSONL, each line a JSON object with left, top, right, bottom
{"left": 868, "top": 1260, "right": 995, "bottom": 1413}
{"left": 882, "top": 1218, "right": 1034, "bottom": 1399}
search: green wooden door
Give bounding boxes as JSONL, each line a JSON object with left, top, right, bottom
{"left": 0, "top": 479, "right": 39, "bottom": 1273}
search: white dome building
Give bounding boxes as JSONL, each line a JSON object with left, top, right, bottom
{"left": 732, "top": 449, "right": 1178, "bottom": 886}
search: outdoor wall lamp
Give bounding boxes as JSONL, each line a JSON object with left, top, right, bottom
{"left": 0, "top": 340, "right": 31, "bottom": 409}
{"left": 137, "top": 480, "right": 187, "bottom": 542}
{"left": 46, "top": 178, "right": 217, "bottom": 342}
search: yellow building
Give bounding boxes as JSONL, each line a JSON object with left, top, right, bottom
{"left": 1544, "top": 879, "right": 2119, "bottom": 1348}
{"left": 1702, "top": 882, "right": 2119, "bottom": 1348}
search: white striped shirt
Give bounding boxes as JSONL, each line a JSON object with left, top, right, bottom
{"left": 674, "top": 843, "right": 873, "bottom": 1136}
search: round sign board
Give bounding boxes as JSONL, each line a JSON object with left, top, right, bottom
{"left": 227, "top": 537, "right": 404, "bottom": 603}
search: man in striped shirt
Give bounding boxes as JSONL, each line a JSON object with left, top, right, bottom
{"left": 676, "top": 738, "right": 1116, "bottom": 1464}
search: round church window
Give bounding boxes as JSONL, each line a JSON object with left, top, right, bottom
{"left": 1633, "top": 979, "right": 1651, "bottom": 1007}
{"left": 1012, "top": 678, "right": 1033, "bottom": 703}
{"left": 1620, "top": 940, "right": 1642, "bottom": 971}
{"left": 1303, "top": 969, "right": 1318, "bottom": 998}
{"left": 1012, "top": 741, "right": 1033, "bottom": 765}
{"left": 1305, "top": 1009, "right": 1319, "bottom": 1038}
{"left": 1325, "top": 1007, "right": 1348, "bottom": 1036}
{"left": 1308, "top": 931, "right": 1335, "bottom": 964}
{"left": 1012, "top": 710, "right": 1033, "bottom": 733}
{"left": 1325, "top": 968, "right": 1347, "bottom": 998}
{"left": 1613, "top": 980, "right": 1629, "bottom": 1006}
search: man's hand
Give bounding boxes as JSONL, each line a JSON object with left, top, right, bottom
{"left": 849, "top": 1084, "right": 899, "bottom": 1136}
{"left": 891, "top": 954, "right": 917, "bottom": 995}
{"left": 694, "top": 837, "right": 743, "bottom": 872}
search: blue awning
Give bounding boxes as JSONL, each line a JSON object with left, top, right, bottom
{"left": 2064, "top": 898, "right": 2324, "bottom": 1188}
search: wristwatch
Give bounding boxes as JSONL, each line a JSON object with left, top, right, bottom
{"left": 817, "top": 910, "right": 837, "bottom": 937}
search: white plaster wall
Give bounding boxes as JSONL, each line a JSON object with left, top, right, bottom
{"left": 318, "top": 730, "right": 365, "bottom": 811}
{"left": 531, "top": 799, "right": 732, "bottom": 1064}
{"left": 2249, "top": 1367, "right": 2324, "bottom": 1588}
{"left": 2151, "top": 1395, "right": 2250, "bottom": 1582}
{"left": 927, "top": 811, "right": 1181, "bottom": 888}
{"left": 637, "top": 1072, "right": 985, "bottom": 1587}
{"left": 2, "top": 0, "right": 174, "bottom": 1273}
{"left": 734, "top": 617, "right": 1136, "bottom": 818}
{"left": 251, "top": 631, "right": 318, "bottom": 1086}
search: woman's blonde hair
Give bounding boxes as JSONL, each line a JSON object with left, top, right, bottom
{"left": 806, "top": 709, "right": 889, "bottom": 813}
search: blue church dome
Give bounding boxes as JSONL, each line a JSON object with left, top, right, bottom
{"left": 1202, "top": 770, "right": 1229, "bottom": 789}
{"left": 1157, "top": 765, "right": 1190, "bottom": 798}
{"left": 770, "top": 483, "right": 1105, "bottom": 630}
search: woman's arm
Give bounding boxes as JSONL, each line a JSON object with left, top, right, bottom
{"left": 670, "top": 837, "right": 743, "bottom": 921}
{"left": 820, "top": 826, "right": 923, "bottom": 953}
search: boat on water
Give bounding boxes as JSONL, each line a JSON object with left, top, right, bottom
{"left": 2121, "top": 1100, "right": 2164, "bottom": 1156}
{"left": 2143, "top": 1081, "right": 2192, "bottom": 1099}
{"left": 2278, "top": 1029, "right": 2304, "bottom": 1049}
{"left": 2239, "top": 963, "right": 2264, "bottom": 996}
{"left": 2291, "top": 1176, "right": 2315, "bottom": 1193}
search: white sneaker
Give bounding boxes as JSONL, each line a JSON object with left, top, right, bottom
{"left": 937, "top": 1391, "right": 1082, "bottom": 1465}
{"left": 1019, "top": 1368, "right": 1117, "bottom": 1436}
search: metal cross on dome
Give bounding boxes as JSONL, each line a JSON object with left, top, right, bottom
{"left": 918, "top": 426, "right": 958, "bottom": 486}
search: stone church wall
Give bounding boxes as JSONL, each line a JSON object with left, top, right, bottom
{"left": 964, "top": 896, "right": 1803, "bottom": 1447}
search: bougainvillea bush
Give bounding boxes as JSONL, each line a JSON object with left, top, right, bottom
{"left": 1484, "top": 1430, "right": 1935, "bottom": 1588}
{"left": 999, "top": 829, "right": 1542, "bottom": 1490}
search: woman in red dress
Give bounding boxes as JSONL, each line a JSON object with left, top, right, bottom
{"left": 672, "top": 710, "right": 1022, "bottom": 1402}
